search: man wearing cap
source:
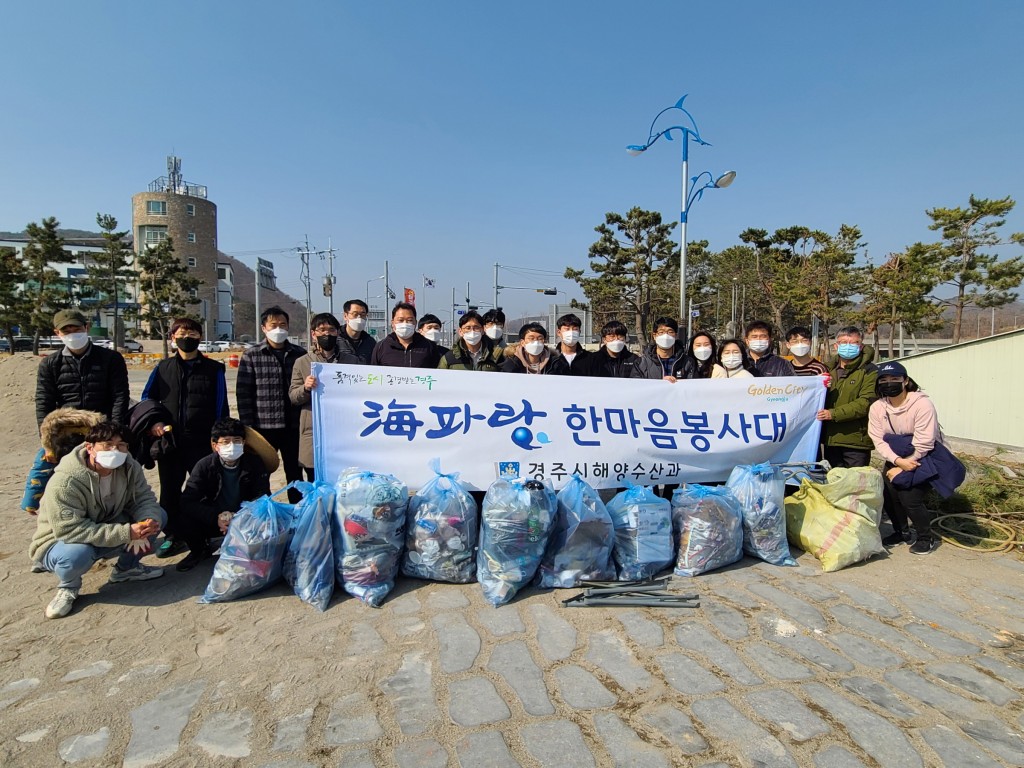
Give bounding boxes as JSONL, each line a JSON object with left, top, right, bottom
{"left": 36, "top": 310, "right": 130, "bottom": 429}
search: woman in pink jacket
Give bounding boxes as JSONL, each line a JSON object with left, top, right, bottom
{"left": 867, "top": 361, "right": 942, "bottom": 555}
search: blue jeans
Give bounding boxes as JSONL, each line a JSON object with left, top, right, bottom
{"left": 40, "top": 527, "right": 163, "bottom": 590}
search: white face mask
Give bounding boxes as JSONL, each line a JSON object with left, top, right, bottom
{"left": 606, "top": 339, "right": 626, "bottom": 354}
{"left": 347, "top": 316, "right": 367, "bottom": 333}
{"left": 95, "top": 449, "right": 127, "bottom": 469}
{"left": 721, "top": 353, "right": 743, "bottom": 370}
{"left": 693, "top": 346, "right": 713, "bottom": 361}
{"left": 560, "top": 330, "right": 580, "bottom": 346}
{"left": 61, "top": 332, "right": 90, "bottom": 351}
{"left": 422, "top": 329, "right": 441, "bottom": 343}
{"left": 218, "top": 443, "right": 245, "bottom": 462}
{"left": 265, "top": 328, "right": 289, "bottom": 344}
{"left": 789, "top": 343, "right": 811, "bottom": 357}
{"left": 524, "top": 340, "right": 545, "bottom": 356}
{"left": 655, "top": 334, "right": 676, "bottom": 350}
{"left": 462, "top": 330, "right": 482, "bottom": 346}
{"left": 394, "top": 322, "right": 416, "bottom": 339}
{"left": 747, "top": 339, "right": 770, "bottom": 354}
{"left": 485, "top": 326, "right": 504, "bottom": 340}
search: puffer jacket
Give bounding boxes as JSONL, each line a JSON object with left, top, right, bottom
{"left": 29, "top": 444, "right": 163, "bottom": 562}
{"left": 35, "top": 344, "right": 130, "bottom": 428}
{"left": 438, "top": 338, "right": 504, "bottom": 371}
{"left": 636, "top": 342, "right": 688, "bottom": 380}
{"left": 822, "top": 346, "right": 878, "bottom": 450}
{"left": 22, "top": 408, "right": 105, "bottom": 514}
{"left": 289, "top": 346, "right": 362, "bottom": 468}
{"left": 142, "top": 354, "right": 228, "bottom": 444}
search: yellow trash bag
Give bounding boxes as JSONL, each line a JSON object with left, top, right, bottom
{"left": 784, "top": 467, "right": 884, "bottom": 572}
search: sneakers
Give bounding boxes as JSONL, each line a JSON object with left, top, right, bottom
{"left": 45, "top": 588, "right": 79, "bottom": 619}
{"left": 176, "top": 547, "right": 212, "bottom": 572}
{"left": 109, "top": 564, "right": 165, "bottom": 583}
{"left": 910, "top": 537, "right": 939, "bottom": 555}
{"left": 882, "top": 530, "right": 915, "bottom": 547}
{"left": 156, "top": 539, "right": 188, "bottom": 559}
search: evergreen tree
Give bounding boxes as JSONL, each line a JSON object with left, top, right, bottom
{"left": 22, "top": 217, "right": 66, "bottom": 354}
{"left": 0, "top": 247, "right": 30, "bottom": 354}
{"left": 134, "top": 236, "right": 200, "bottom": 358}
{"left": 85, "top": 214, "right": 136, "bottom": 347}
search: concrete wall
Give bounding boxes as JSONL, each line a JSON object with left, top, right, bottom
{"left": 894, "top": 329, "right": 1024, "bottom": 448}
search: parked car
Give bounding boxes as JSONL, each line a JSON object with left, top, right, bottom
{"left": 214, "top": 340, "right": 231, "bottom": 353}
{"left": 198, "top": 340, "right": 219, "bottom": 353}
{"left": 122, "top": 339, "right": 143, "bottom": 353}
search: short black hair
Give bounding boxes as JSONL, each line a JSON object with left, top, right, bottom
{"left": 418, "top": 313, "right": 443, "bottom": 330}
{"left": 170, "top": 317, "right": 202, "bottom": 336}
{"left": 601, "top": 320, "right": 627, "bottom": 339}
{"left": 518, "top": 322, "right": 548, "bottom": 341}
{"left": 556, "top": 313, "right": 582, "bottom": 329}
{"left": 85, "top": 421, "right": 128, "bottom": 445}
{"left": 261, "top": 306, "right": 289, "bottom": 326}
{"left": 786, "top": 326, "right": 812, "bottom": 341}
{"left": 744, "top": 320, "right": 773, "bottom": 338}
{"left": 211, "top": 417, "right": 246, "bottom": 442}
{"left": 344, "top": 299, "right": 368, "bottom": 314}
{"left": 482, "top": 309, "right": 506, "bottom": 325}
{"left": 391, "top": 302, "right": 417, "bottom": 320}
{"left": 652, "top": 316, "right": 678, "bottom": 334}
{"left": 458, "top": 310, "right": 484, "bottom": 328}
{"left": 310, "top": 312, "right": 340, "bottom": 332}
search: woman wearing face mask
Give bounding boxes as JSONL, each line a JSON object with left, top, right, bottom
{"left": 673, "top": 331, "right": 725, "bottom": 380}
{"left": 290, "top": 312, "right": 363, "bottom": 481}
{"left": 713, "top": 339, "right": 757, "bottom": 379}
{"left": 868, "top": 361, "right": 960, "bottom": 555}
{"left": 439, "top": 311, "right": 505, "bottom": 371}
{"left": 502, "top": 323, "right": 569, "bottom": 374}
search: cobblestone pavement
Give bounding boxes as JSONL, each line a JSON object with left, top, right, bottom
{"left": 3, "top": 542, "right": 1024, "bottom": 767}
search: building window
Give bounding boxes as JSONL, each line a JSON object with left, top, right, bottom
{"left": 187, "top": 257, "right": 197, "bottom": 268}
{"left": 189, "top": 288, "right": 198, "bottom": 298}
{"left": 141, "top": 226, "right": 168, "bottom": 246}
{"left": 217, "top": 267, "right": 227, "bottom": 280}
{"left": 186, "top": 204, "right": 195, "bottom": 216}
{"left": 146, "top": 200, "right": 167, "bottom": 216}
{"left": 187, "top": 232, "right": 196, "bottom": 243}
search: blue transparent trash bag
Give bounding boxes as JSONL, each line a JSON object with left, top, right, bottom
{"left": 478, "top": 477, "right": 556, "bottom": 606}
{"left": 606, "top": 481, "right": 674, "bottom": 580}
{"left": 333, "top": 469, "right": 408, "bottom": 608}
{"left": 671, "top": 484, "right": 744, "bottom": 577}
{"left": 537, "top": 475, "right": 615, "bottom": 588}
{"left": 726, "top": 463, "right": 797, "bottom": 567}
{"left": 283, "top": 481, "right": 337, "bottom": 611}
{"left": 402, "top": 460, "right": 479, "bottom": 583}
{"left": 199, "top": 482, "right": 311, "bottom": 603}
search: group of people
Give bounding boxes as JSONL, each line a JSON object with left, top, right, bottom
{"left": 25, "top": 299, "right": 950, "bottom": 619}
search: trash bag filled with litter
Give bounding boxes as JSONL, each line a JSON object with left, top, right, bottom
{"left": 283, "top": 481, "right": 338, "bottom": 611}
{"left": 606, "top": 482, "right": 674, "bottom": 580}
{"left": 671, "top": 484, "right": 744, "bottom": 577}
{"left": 726, "top": 463, "right": 797, "bottom": 567}
{"left": 536, "top": 475, "right": 615, "bottom": 588}
{"left": 402, "top": 460, "right": 478, "bottom": 583}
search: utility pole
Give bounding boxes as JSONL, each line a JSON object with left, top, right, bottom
{"left": 297, "top": 235, "right": 314, "bottom": 338}
{"left": 320, "top": 237, "right": 337, "bottom": 316}
{"left": 494, "top": 263, "right": 499, "bottom": 310}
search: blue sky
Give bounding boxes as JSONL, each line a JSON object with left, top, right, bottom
{"left": 2, "top": 1, "right": 1022, "bottom": 324}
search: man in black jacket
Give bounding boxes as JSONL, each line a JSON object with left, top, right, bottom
{"left": 338, "top": 299, "right": 377, "bottom": 363}
{"left": 745, "top": 320, "right": 795, "bottom": 377}
{"left": 142, "top": 317, "right": 229, "bottom": 555}
{"left": 175, "top": 418, "right": 271, "bottom": 571}
{"left": 35, "top": 309, "right": 130, "bottom": 429}
{"left": 369, "top": 302, "right": 443, "bottom": 368}
{"left": 576, "top": 320, "right": 643, "bottom": 378}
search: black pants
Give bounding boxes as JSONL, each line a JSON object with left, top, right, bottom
{"left": 157, "top": 436, "right": 213, "bottom": 536}
{"left": 883, "top": 466, "right": 933, "bottom": 541}
{"left": 177, "top": 504, "right": 222, "bottom": 554}
{"left": 262, "top": 426, "right": 304, "bottom": 502}
{"left": 824, "top": 446, "right": 871, "bottom": 469}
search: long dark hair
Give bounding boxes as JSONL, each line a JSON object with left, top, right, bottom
{"left": 688, "top": 330, "right": 718, "bottom": 379}
{"left": 718, "top": 338, "right": 758, "bottom": 376}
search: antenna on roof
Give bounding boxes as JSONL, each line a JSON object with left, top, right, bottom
{"left": 167, "top": 155, "right": 182, "bottom": 194}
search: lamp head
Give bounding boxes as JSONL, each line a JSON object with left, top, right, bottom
{"left": 625, "top": 145, "right": 647, "bottom": 156}
{"left": 715, "top": 170, "right": 737, "bottom": 188}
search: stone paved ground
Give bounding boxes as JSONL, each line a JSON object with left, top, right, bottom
{"left": 2, "top": 360, "right": 1024, "bottom": 766}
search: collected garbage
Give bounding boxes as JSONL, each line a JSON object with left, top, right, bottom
{"left": 671, "top": 484, "right": 744, "bottom": 577}
{"left": 727, "top": 463, "right": 797, "bottom": 567}
{"left": 333, "top": 469, "right": 409, "bottom": 607}
{"left": 478, "top": 477, "right": 556, "bottom": 606}
{"left": 402, "top": 460, "right": 479, "bottom": 583}
{"left": 536, "top": 475, "right": 615, "bottom": 588}
{"left": 606, "top": 482, "right": 675, "bottom": 580}
{"left": 283, "top": 481, "right": 337, "bottom": 611}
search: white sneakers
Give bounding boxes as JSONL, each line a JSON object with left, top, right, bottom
{"left": 45, "top": 588, "right": 79, "bottom": 619}
{"left": 108, "top": 564, "right": 164, "bottom": 583}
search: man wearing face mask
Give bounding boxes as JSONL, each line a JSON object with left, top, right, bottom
{"left": 142, "top": 318, "right": 229, "bottom": 558}
{"left": 29, "top": 421, "right": 165, "bottom": 619}
{"left": 289, "top": 313, "right": 362, "bottom": 479}
{"left": 370, "top": 302, "right": 443, "bottom": 368}
{"left": 576, "top": 321, "right": 643, "bottom": 378}
{"left": 237, "top": 307, "right": 306, "bottom": 500}
{"left": 417, "top": 314, "right": 449, "bottom": 355}
{"left": 502, "top": 322, "right": 569, "bottom": 374}
{"left": 439, "top": 311, "right": 504, "bottom": 371}
{"left": 174, "top": 418, "right": 272, "bottom": 571}
{"left": 554, "top": 313, "right": 590, "bottom": 374}
{"left": 744, "top": 321, "right": 795, "bottom": 377}
{"left": 817, "top": 326, "right": 878, "bottom": 468}
{"left": 637, "top": 317, "right": 688, "bottom": 380}
{"left": 35, "top": 309, "right": 130, "bottom": 429}
{"left": 338, "top": 299, "right": 376, "bottom": 364}
{"left": 785, "top": 326, "right": 829, "bottom": 377}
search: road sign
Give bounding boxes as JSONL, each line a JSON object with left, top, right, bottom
{"left": 691, "top": 310, "right": 701, "bottom": 318}
{"left": 457, "top": 310, "right": 465, "bottom": 315}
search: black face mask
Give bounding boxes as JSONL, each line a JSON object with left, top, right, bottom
{"left": 879, "top": 381, "right": 905, "bottom": 398}
{"left": 176, "top": 337, "right": 200, "bottom": 353}
{"left": 316, "top": 334, "right": 338, "bottom": 351}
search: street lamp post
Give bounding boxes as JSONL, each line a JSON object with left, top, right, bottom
{"left": 366, "top": 275, "right": 385, "bottom": 307}
{"left": 628, "top": 95, "right": 735, "bottom": 339}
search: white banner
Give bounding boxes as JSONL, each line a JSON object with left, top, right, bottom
{"left": 312, "top": 364, "right": 826, "bottom": 490}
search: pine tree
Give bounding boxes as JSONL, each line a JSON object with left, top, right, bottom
{"left": 22, "top": 217, "right": 66, "bottom": 354}
{"left": 134, "top": 236, "right": 200, "bottom": 357}
{"left": 0, "top": 247, "right": 30, "bottom": 354}
{"left": 85, "top": 214, "right": 136, "bottom": 347}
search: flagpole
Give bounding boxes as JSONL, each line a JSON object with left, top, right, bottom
{"left": 421, "top": 275, "right": 427, "bottom": 319}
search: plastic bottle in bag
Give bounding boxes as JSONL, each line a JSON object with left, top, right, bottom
{"left": 333, "top": 468, "right": 408, "bottom": 607}
{"left": 402, "top": 460, "right": 478, "bottom": 583}
{"left": 606, "top": 482, "right": 674, "bottom": 580}
{"left": 478, "top": 477, "right": 555, "bottom": 606}
{"left": 726, "top": 463, "right": 797, "bottom": 567}
{"left": 671, "top": 484, "right": 744, "bottom": 577}
{"left": 537, "top": 475, "right": 615, "bottom": 587}
{"left": 283, "top": 481, "right": 337, "bottom": 611}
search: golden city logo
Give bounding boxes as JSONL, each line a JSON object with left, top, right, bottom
{"left": 746, "top": 383, "right": 809, "bottom": 403}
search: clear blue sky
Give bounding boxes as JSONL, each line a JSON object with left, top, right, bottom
{"left": 3, "top": 1, "right": 1022, "bottom": 324}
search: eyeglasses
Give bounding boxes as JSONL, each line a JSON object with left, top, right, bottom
{"left": 215, "top": 438, "right": 244, "bottom": 446}
{"left": 94, "top": 441, "right": 129, "bottom": 452}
